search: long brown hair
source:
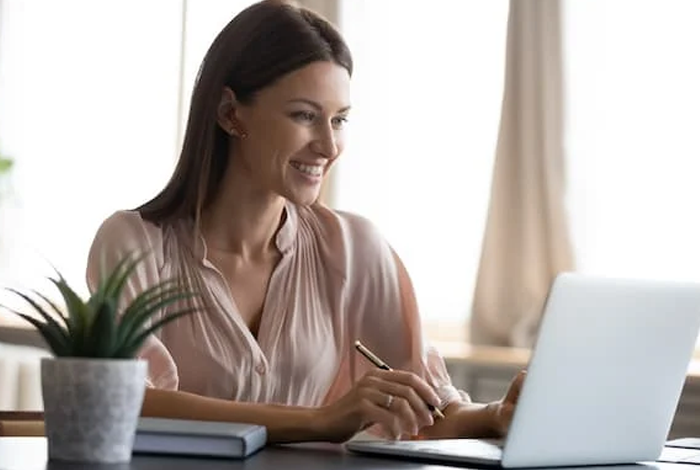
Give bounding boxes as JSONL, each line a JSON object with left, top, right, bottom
{"left": 137, "top": 0, "right": 353, "bottom": 226}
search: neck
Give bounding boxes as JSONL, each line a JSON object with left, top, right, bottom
{"left": 200, "top": 169, "right": 286, "bottom": 261}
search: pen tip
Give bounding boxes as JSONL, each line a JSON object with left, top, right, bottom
{"left": 354, "top": 340, "right": 361, "bottom": 347}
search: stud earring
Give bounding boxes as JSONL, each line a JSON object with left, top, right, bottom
{"left": 229, "top": 123, "right": 248, "bottom": 139}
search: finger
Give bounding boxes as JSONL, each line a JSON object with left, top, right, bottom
{"left": 501, "top": 401, "right": 518, "bottom": 427}
{"left": 361, "top": 386, "right": 421, "bottom": 436}
{"left": 389, "top": 395, "right": 421, "bottom": 436}
{"left": 358, "top": 392, "right": 404, "bottom": 439}
{"left": 371, "top": 369, "right": 441, "bottom": 408}
{"left": 378, "top": 370, "right": 440, "bottom": 407}
{"left": 362, "top": 374, "right": 434, "bottom": 428}
{"left": 376, "top": 379, "right": 434, "bottom": 428}
{"left": 503, "top": 369, "right": 527, "bottom": 404}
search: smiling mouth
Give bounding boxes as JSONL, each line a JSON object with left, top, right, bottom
{"left": 290, "top": 161, "right": 324, "bottom": 177}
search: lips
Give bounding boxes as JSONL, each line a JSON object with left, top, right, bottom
{"left": 290, "top": 161, "right": 324, "bottom": 177}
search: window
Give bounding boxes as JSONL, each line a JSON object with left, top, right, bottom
{"left": 0, "top": 0, "right": 254, "bottom": 319}
{"left": 564, "top": 0, "right": 700, "bottom": 283}
{"left": 336, "top": 0, "right": 509, "bottom": 338}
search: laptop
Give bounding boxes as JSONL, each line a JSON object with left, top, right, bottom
{"left": 346, "top": 273, "right": 700, "bottom": 468}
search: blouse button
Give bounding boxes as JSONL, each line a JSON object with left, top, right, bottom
{"left": 255, "top": 363, "right": 266, "bottom": 375}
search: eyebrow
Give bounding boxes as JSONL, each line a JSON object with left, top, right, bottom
{"left": 287, "top": 98, "right": 351, "bottom": 114}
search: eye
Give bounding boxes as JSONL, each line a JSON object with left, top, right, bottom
{"left": 291, "top": 111, "right": 316, "bottom": 123}
{"left": 332, "top": 116, "right": 349, "bottom": 130}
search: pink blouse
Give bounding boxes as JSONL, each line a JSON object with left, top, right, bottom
{"left": 86, "top": 202, "right": 469, "bottom": 410}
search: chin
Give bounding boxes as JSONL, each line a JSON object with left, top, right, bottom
{"left": 284, "top": 188, "right": 322, "bottom": 207}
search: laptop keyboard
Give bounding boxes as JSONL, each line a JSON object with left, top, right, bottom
{"left": 409, "top": 439, "right": 505, "bottom": 459}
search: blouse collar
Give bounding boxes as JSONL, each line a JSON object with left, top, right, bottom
{"left": 189, "top": 200, "right": 298, "bottom": 263}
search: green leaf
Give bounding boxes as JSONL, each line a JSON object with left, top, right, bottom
{"left": 5, "top": 289, "right": 70, "bottom": 346}
{"left": 117, "top": 280, "right": 180, "bottom": 336}
{"left": 100, "top": 250, "right": 150, "bottom": 302}
{"left": 29, "top": 289, "right": 70, "bottom": 330}
{"left": 7, "top": 311, "right": 70, "bottom": 356}
{"left": 117, "top": 283, "right": 192, "bottom": 347}
{"left": 4, "top": 250, "right": 200, "bottom": 359}
{"left": 114, "top": 307, "right": 200, "bottom": 358}
{"left": 117, "top": 291, "right": 198, "bottom": 354}
{"left": 49, "top": 275, "right": 88, "bottom": 351}
{"left": 84, "top": 298, "right": 117, "bottom": 357}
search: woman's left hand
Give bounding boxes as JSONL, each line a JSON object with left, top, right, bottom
{"left": 486, "top": 369, "right": 526, "bottom": 437}
{"left": 418, "top": 369, "right": 526, "bottom": 439}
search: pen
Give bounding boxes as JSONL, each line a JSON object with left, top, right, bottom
{"left": 354, "top": 340, "right": 445, "bottom": 420}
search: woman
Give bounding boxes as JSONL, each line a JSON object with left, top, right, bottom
{"left": 86, "top": 0, "right": 524, "bottom": 443}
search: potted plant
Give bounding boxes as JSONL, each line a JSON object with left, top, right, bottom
{"left": 1, "top": 251, "right": 198, "bottom": 463}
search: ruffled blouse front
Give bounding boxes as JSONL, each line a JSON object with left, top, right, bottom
{"left": 86, "top": 202, "right": 469, "bottom": 409}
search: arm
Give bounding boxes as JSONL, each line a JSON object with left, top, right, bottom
{"left": 421, "top": 370, "right": 526, "bottom": 439}
{"left": 342, "top": 213, "right": 522, "bottom": 439}
{"left": 141, "top": 389, "right": 324, "bottom": 444}
{"left": 420, "top": 402, "right": 498, "bottom": 439}
{"left": 389, "top": 247, "right": 525, "bottom": 438}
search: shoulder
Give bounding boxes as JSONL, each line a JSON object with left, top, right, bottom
{"left": 88, "top": 210, "right": 165, "bottom": 267}
{"left": 334, "top": 209, "right": 389, "bottom": 259}
{"left": 299, "top": 202, "right": 386, "bottom": 244}
{"left": 296, "top": 203, "right": 394, "bottom": 272}
{"left": 93, "top": 210, "right": 163, "bottom": 247}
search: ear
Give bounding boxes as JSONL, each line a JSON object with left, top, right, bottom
{"left": 217, "top": 87, "right": 247, "bottom": 138}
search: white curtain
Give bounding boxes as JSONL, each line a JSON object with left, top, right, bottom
{"left": 470, "top": 0, "right": 575, "bottom": 347}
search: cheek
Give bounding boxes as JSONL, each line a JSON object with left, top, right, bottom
{"left": 248, "top": 123, "right": 299, "bottom": 163}
{"left": 334, "top": 132, "right": 347, "bottom": 156}
{"left": 269, "top": 121, "right": 311, "bottom": 152}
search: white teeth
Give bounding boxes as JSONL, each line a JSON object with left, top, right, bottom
{"left": 292, "top": 162, "right": 323, "bottom": 176}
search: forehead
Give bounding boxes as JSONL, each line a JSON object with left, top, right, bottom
{"left": 258, "top": 61, "right": 351, "bottom": 109}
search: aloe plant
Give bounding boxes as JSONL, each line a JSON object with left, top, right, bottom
{"left": 1, "top": 251, "right": 199, "bottom": 358}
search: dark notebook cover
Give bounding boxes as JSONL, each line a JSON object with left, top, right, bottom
{"left": 133, "top": 417, "right": 267, "bottom": 459}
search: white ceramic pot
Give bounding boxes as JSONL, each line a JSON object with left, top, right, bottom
{"left": 40, "top": 358, "right": 147, "bottom": 463}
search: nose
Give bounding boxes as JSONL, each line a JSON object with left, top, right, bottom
{"left": 310, "top": 125, "right": 339, "bottom": 160}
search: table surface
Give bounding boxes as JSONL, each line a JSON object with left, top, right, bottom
{"left": 2, "top": 437, "right": 700, "bottom": 470}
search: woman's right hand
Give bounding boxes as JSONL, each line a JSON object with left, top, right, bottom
{"left": 314, "top": 369, "right": 442, "bottom": 442}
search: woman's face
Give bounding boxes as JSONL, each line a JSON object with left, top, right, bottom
{"left": 227, "top": 61, "right": 351, "bottom": 206}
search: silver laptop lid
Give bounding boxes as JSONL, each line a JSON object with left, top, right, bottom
{"left": 502, "top": 273, "right": 700, "bottom": 467}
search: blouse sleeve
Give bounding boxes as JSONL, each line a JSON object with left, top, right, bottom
{"left": 85, "top": 210, "right": 179, "bottom": 390}
{"left": 338, "top": 212, "right": 470, "bottom": 410}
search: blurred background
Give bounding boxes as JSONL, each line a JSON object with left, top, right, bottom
{"left": 1, "top": 0, "right": 700, "bottom": 349}
{"left": 2, "top": 1, "right": 700, "bottom": 435}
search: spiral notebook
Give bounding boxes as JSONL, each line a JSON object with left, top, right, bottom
{"left": 133, "top": 417, "right": 267, "bottom": 459}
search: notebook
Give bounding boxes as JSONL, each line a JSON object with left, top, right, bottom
{"left": 347, "top": 273, "right": 700, "bottom": 468}
{"left": 133, "top": 417, "right": 267, "bottom": 458}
